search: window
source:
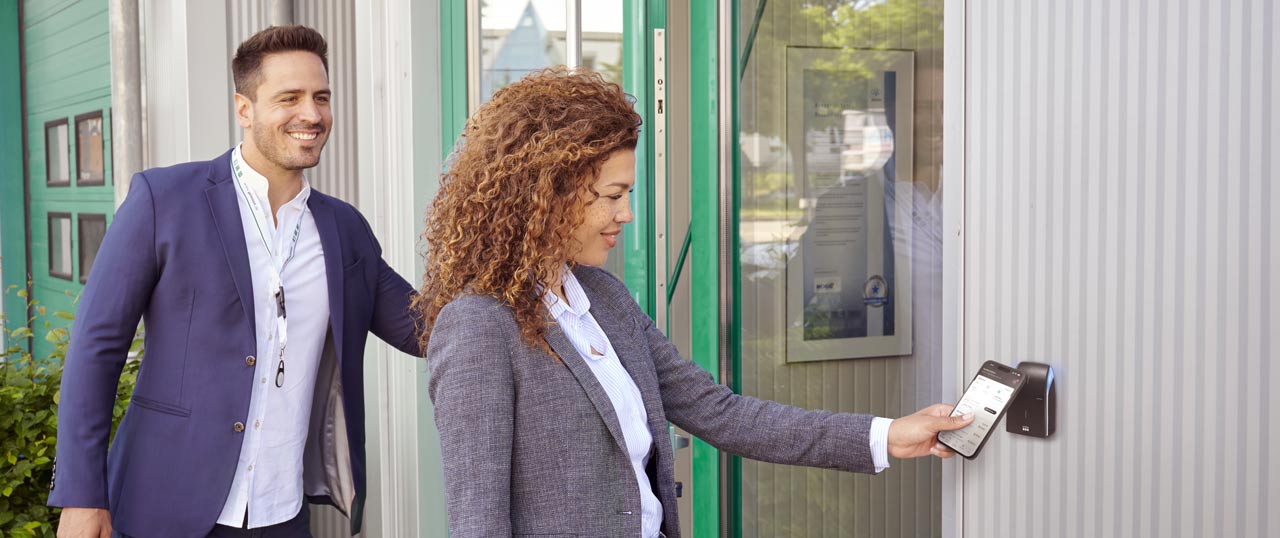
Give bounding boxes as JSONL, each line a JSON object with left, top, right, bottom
{"left": 78, "top": 214, "right": 107, "bottom": 284}
{"left": 45, "top": 119, "right": 70, "bottom": 186}
{"left": 76, "top": 111, "right": 106, "bottom": 186}
{"left": 48, "top": 213, "right": 72, "bottom": 280}
{"left": 478, "top": 0, "right": 622, "bottom": 105}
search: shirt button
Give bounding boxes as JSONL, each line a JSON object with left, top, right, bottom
{"left": 247, "top": 464, "right": 254, "bottom": 472}
{"left": 245, "top": 355, "right": 256, "bottom": 367}
{"left": 261, "top": 377, "right": 267, "bottom": 384}
{"left": 233, "top": 422, "right": 246, "bottom": 433}
{"left": 254, "top": 419, "right": 261, "bottom": 429}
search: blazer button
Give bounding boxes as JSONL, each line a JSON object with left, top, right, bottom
{"left": 245, "top": 355, "right": 256, "bottom": 367}
{"left": 233, "top": 422, "right": 246, "bottom": 433}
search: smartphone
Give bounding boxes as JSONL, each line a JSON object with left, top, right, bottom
{"left": 937, "top": 360, "right": 1025, "bottom": 459}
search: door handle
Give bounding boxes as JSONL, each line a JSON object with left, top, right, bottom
{"left": 669, "top": 425, "right": 690, "bottom": 451}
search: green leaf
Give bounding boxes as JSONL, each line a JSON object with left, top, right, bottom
{"left": 2, "top": 486, "right": 11, "bottom": 497}
{"left": 53, "top": 311, "right": 73, "bottom": 320}
{"left": 15, "top": 289, "right": 26, "bottom": 298}
{"left": 22, "top": 520, "right": 41, "bottom": 531}
{"left": 44, "top": 329, "right": 67, "bottom": 344}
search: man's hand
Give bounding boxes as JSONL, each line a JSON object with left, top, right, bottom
{"left": 56, "top": 507, "right": 112, "bottom": 538}
{"left": 887, "top": 403, "right": 974, "bottom": 459}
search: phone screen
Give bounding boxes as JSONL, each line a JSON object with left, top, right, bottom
{"left": 937, "top": 361, "right": 1024, "bottom": 459}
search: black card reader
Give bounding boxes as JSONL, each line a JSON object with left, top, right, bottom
{"left": 1005, "top": 361, "right": 1056, "bottom": 438}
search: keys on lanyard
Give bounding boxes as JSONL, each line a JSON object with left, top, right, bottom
{"left": 274, "top": 287, "right": 287, "bottom": 388}
{"left": 231, "top": 147, "right": 306, "bottom": 391}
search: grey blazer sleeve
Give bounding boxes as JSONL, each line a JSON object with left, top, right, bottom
{"left": 426, "top": 296, "right": 515, "bottom": 536}
{"left": 623, "top": 291, "right": 877, "bottom": 474}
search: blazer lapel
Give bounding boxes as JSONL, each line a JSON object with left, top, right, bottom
{"left": 588, "top": 293, "right": 668, "bottom": 438}
{"left": 308, "top": 194, "right": 346, "bottom": 363}
{"left": 545, "top": 322, "right": 630, "bottom": 455}
{"left": 205, "top": 151, "right": 256, "bottom": 338}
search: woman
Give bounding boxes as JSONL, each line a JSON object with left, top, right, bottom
{"left": 415, "top": 68, "right": 972, "bottom": 537}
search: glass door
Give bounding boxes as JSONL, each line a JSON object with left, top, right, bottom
{"left": 731, "top": 0, "right": 948, "bottom": 536}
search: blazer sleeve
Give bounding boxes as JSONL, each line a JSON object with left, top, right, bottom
{"left": 49, "top": 174, "right": 160, "bottom": 508}
{"left": 426, "top": 296, "right": 515, "bottom": 536}
{"left": 639, "top": 301, "right": 877, "bottom": 474}
{"left": 356, "top": 212, "right": 422, "bottom": 357}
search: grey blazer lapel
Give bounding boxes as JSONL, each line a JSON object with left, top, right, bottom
{"left": 590, "top": 302, "right": 667, "bottom": 437}
{"left": 544, "top": 322, "right": 630, "bottom": 455}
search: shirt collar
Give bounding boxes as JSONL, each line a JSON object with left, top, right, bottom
{"left": 543, "top": 265, "right": 591, "bottom": 321}
{"left": 232, "top": 144, "right": 312, "bottom": 212}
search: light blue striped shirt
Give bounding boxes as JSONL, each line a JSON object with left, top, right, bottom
{"left": 546, "top": 268, "right": 892, "bottom": 537}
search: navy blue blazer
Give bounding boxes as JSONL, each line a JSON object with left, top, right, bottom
{"left": 48, "top": 149, "right": 420, "bottom": 537}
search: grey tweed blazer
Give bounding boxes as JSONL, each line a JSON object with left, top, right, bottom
{"left": 427, "top": 266, "right": 876, "bottom": 537}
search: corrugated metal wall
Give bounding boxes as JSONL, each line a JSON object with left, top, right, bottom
{"left": 226, "top": 0, "right": 359, "bottom": 205}
{"left": 227, "top": 6, "right": 362, "bottom": 536}
{"left": 963, "top": 1, "right": 1278, "bottom": 537}
{"left": 735, "top": 0, "right": 947, "bottom": 536}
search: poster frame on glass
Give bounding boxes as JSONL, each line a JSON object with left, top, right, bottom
{"left": 784, "top": 46, "right": 914, "bottom": 363}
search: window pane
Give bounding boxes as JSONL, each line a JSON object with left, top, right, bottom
{"left": 478, "top": 0, "right": 626, "bottom": 282}
{"left": 481, "top": 0, "right": 567, "bottom": 103}
{"left": 580, "top": 1, "right": 623, "bottom": 85}
{"left": 46, "top": 122, "right": 69, "bottom": 185}
{"left": 79, "top": 214, "right": 107, "bottom": 283}
{"left": 49, "top": 215, "right": 72, "bottom": 279}
{"left": 77, "top": 114, "right": 105, "bottom": 185}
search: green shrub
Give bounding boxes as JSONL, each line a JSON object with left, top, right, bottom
{"left": 0, "top": 287, "right": 140, "bottom": 538}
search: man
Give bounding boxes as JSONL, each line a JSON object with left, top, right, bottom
{"left": 50, "top": 26, "right": 418, "bottom": 538}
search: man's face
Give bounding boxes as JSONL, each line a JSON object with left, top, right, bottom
{"left": 235, "top": 51, "right": 332, "bottom": 173}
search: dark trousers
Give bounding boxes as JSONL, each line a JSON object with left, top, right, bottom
{"left": 114, "top": 504, "right": 312, "bottom": 538}
{"left": 206, "top": 505, "right": 312, "bottom": 538}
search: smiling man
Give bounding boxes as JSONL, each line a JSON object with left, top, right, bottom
{"left": 49, "top": 26, "right": 420, "bottom": 538}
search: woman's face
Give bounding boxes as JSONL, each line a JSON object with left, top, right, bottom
{"left": 569, "top": 150, "right": 636, "bottom": 267}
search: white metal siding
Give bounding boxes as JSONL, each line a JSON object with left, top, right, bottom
{"left": 962, "top": 1, "right": 1277, "bottom": 537}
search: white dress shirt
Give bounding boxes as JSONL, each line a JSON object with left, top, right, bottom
{"left": 217, "top": 146, "right": 331, "bottom": 528}
{"left": 546, "top": 267, "right": 894, "bottom": 537}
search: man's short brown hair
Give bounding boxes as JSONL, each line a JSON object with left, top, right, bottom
{"left": 232, "top": 25, "right": 329, "bottom": 100}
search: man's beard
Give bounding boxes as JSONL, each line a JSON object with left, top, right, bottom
{"left": 253, "top": 123, "right": 325, "bottom": 171}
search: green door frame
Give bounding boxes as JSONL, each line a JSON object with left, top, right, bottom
{"left": 688, "top": 0, "right": 726, "bottom": 536}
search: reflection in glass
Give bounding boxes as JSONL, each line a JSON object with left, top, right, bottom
{"left": 46, "top": 121, "right": 70, "bottom": 185}
{"left": 79, "top": 214, "right": 107, "bottom": 283}
{"left": 478, "top": 0, "right": 626, "bottom": 279}
{"left": 49, "top": 215, "right": 72, "bottom": 279}
{"left": 736, "top": 0, "right": 945, "bottom": 534}
{"left": 480, "top": 0, "right": 623, "bottom": 104}
{"left": 77, "top": 113, "right": 106, "bottom": 185}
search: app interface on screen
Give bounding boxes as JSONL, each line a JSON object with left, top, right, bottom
{"left": 938, "top": 374, "right": 1017, "bottom": 456}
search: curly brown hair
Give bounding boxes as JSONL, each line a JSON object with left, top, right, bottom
{"left": 413, "top": 68, "right": 642, "bottom": 357}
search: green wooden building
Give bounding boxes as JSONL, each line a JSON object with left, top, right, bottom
{"left": 1, "top": 0, "right": 114, "bottom": 359}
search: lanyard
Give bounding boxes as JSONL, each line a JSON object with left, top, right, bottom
{"left": 231, "top": 147, "right": 308, "bottom": 388}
